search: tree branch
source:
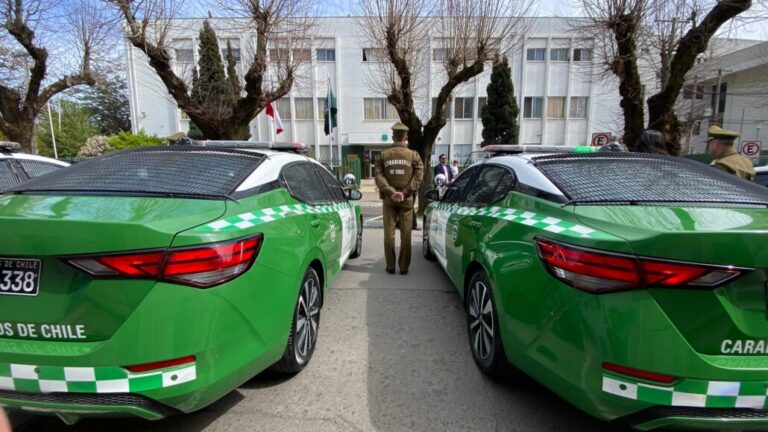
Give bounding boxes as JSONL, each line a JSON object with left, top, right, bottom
{"left": 38, "top": 74, "right": 96, "bottom": 106}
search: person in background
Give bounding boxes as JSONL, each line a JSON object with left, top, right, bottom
{"left": 433, "top": 153, "right": 454, "bottom": 186}
{"left": 451, "top": 159, "right": 460, "bottom": 177}
{"left": 707, "top": 125, "right": 756, "bottom": 180}
{"left": 375, "top": 122, "right": 424, "bottom": 275}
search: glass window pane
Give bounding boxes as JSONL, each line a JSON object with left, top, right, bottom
{"left": 0, "top": 161, "right": 18, "bottom": 191}
{"left": 294, "top": 98, "right": 313, "bottom": 120}
{"left": 276, "top": 98, "right": 291, "bottom": 120}
{"left": 547, "top": 97, "right": 565, "bottom": 118}
{"left": 282, "top": 163, "right": 332, "bottom": 204}
{"left": 315, "top": 165, "right": 347, "bottom": 201}
{"left": 464, "top": 167, "right": 508, "bottom": 205}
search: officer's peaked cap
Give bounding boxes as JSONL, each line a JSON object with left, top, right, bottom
{"left": 391, "top": 122, "right": 409, "bottom": 132}
{"left": 708, "top": 125, "right": 740, "bottom": 141}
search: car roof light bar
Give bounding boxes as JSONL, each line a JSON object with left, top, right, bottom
{"left": 190, "top": 140, "right": 308, "bottom": 153}
{"left": 0, "top": 141, "right": 21, "bottom": 153}
{"left": 481, "top": 145, "right": 599, "bottom": 155}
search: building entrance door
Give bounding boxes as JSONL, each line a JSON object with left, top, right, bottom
{"left": 367, "top": 150, "right": 381, "bottom": 179}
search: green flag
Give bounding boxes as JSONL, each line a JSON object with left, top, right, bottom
{"left": 324, "top": 81, "right": 338, "bottom": 136}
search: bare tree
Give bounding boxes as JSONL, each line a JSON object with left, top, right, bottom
{"left": 578, "top": 0, "right": 752, "bottom": 154}
{"left": 0, "top": 0, "right": 113, "bottom": 152}
{"left": 110, "top": 0, "right": 314, "bottom": 140}
{"left": 359, "top": 0, "right": 532, "bottom": 213}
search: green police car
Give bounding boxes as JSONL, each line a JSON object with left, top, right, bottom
{"left": 0, "top": 142, "right": 362, "bottom": 423}
{"left": 423, "top": 145, "right": 768, "bottom": 430}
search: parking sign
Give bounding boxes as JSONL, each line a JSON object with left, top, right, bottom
{"left": 591, "top": 133, "right": 611, "bottom": 147}
{"left": 741, "top": 141, "right": 761, "bottom": 157}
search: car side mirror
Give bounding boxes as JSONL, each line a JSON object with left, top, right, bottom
{"left": 424, "top": 189, "right": 440, "bottom": 202}
{"left": 347, "top": 189, "right": 363, "bottom": 200}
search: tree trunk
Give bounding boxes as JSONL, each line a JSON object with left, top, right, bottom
{"left": 646, "top": 0, "right": 751, "bottom": 155}
{"left": 2, "top": 118, "right": 36, "bottom": 153}
{"left": 610, "top": 14, "right": 645, "bottom": 152}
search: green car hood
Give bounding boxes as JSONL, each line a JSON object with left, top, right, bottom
{"left": 0, "top": 194, "right": 226, "bottom": 342}
{"left": 573, "top": 205, "right": 768, "bottom": 356}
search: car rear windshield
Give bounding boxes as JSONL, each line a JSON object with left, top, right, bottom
{"left": 3, "top": 147, "right": 265, "bottom": 199}
{"left": 532, "top": 153, "right": 768, "bottom": 207}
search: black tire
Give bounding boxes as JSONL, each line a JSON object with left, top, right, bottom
{"left": 271, "top": 267, "right": 321, "bottom": 373}
{"left": 348, "top": 216, "right": 363, "bottom": 259}
{"left": 466, "top": 270, "right": 509, "bottom": 378}
{"left": 422, "top": 215, "right": 436, "bottom": 261}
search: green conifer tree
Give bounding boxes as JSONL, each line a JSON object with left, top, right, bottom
{"left": 481, "top": 56, "right": 519, "bottom": 145}
{"left": 188, "top": 20, "right": 247, "bottom": 139}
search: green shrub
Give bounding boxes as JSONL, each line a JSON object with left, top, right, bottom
{"left": 107, "top": 130, "right": 165, "bottom": 150}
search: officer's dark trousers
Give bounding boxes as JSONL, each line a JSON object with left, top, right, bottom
{"left": 382, "top": 196, "right": 414, "bottom": 272}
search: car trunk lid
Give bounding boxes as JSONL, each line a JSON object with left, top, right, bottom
{"left": 0, "top": 194, "right": 226, "bottom": 342}
{"left": 573, "top": 205, "right": 768, "bottom": 355}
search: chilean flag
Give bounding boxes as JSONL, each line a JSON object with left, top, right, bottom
{"left": 266, "top": 102, "right": 284, "bottom": 135}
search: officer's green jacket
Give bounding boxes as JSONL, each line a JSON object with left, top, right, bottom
{"left": 711, "top": 148, "right": 756, "bottom": 181}
{"left": 374, "top": 142, "right": 424, "bottom": 199}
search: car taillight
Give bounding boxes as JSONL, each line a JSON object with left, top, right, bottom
{"left": 125, "top": 356, "right": 196, "bottom": 373}
{"left": 534, "top": 237, "right": 749, "bottom": 293}
{"left": 64, "top": 235, "right": 263, "bottom": 288}
{"left": 603, "top": 362, "right": 676, "bottom": 384}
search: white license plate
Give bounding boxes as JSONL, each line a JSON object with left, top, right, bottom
{"left": 0, "top": 258, "right": 42, "bottom": 296}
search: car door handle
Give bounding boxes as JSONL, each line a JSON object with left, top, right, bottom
{"left": 310, "top": 218, "right": 321, "bottom": 228}
{"left": 469, "top": 221, "right": 483, "bottom": 229}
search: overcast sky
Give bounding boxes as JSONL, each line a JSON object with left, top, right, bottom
{"left": 304, "top": 0, "right": 767, "bottom": 40}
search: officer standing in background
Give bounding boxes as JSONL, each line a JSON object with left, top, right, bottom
{"left": 707, "top": 125, "right": 756, "bottom": 180}
{"left": 375, "top": 122, "right": 424, "bottom": 275}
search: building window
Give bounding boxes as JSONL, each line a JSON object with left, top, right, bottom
{"left": 220, "top": 39, "right": 241, "bottom": 62}
{"left": 316, "top": 48, "right": 335, "bottom": 62}
{"left": 573, "top": 48, "right": 592, "bottom": 62}
{"left": 364, "top": 98, "right": 399, "bottom": 120}
{"left": 431, "top": 98, "right": 452, "bottom": 117}
{"left": 318, "top": 98, "right": 327, "bottom": 120}
{"left": 569, "top": 96, "right": 588, "bottom": 118}
{"left": 432, "top": 48, "right": 449, "bottom": 61}
{"left": 477, "top": 97, "right": 487, "bottom": 118}
{"left": 275, "top": 98, "right": 291, "bottom": 120}
{"left": 523, "top": 97, "right": 543, "bottom": 118}
{"left": 454, "top": 97, "right": 474, "bottom": 119}
{"left": 683, "top": 85, "right": 704, "bottom": 100}
{"left": 173, "top": 39, "right": 194, "bottom": 63}
{"left": 526, "top": 48, "right": 545, "bottom": 61}
{"left": 269, "top": 48, "right": 290, "bottom": 62}
{"left": 293, "top": 49, "right": 311, "bottom": 63}
{"left": 362, "top": 48, "right": 387, "bottom": 62}
{"left": 549, "top": 48, "right": 569, "bottom": 62}
{"left": 547, "top": 97, "right": 565, "bottom": 118}
{"left": 175, "top": 48, "right": 194, "bottom": 63}
{"left": 711, "top": 82, "right": 727, "bottom": 115}
{"left": 294, "top": 98, "right": 313, "bottom": 120}
{"left": 179, "top": 110, "right": 189, "bottom": 120}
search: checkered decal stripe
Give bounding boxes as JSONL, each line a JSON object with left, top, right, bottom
{"left": 603, "top": 374, "right": 768, "bottom": 409}
{"left": 429, "top": 203, "right": 612, "bottom": 239}
{"left": 0, "top": 362, "right": 196, "bottom": 394}
{"left": 197, "top": 202, "right": 353, "bottom": 232}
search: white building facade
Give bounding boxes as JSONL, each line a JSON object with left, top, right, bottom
{"left": 677, "top": 41, "right": 768, "bottom": 156}
{"left": 126, "top": 17, "right": 626, "bottom": 172}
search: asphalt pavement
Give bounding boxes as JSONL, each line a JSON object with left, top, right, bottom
{"left": 10, "top": 227, "right": 623, "bottom": 432}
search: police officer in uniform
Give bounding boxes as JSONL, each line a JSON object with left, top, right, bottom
{"left": 375, "top": 122, "right": 424, "bottom": 275}
{"left": 707, "top": 125, "right": 756, "bottom": 181}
